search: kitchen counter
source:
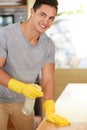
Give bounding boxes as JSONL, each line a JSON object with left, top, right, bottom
{"left": 36, "top": 120, "right": 87, "bottom": 130}
{"left": 37, "top": 83, "right": 87, "bottom": 130}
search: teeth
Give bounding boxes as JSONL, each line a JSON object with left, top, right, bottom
{"left": 40, "top": 24, "right": 46, "bottom": 28}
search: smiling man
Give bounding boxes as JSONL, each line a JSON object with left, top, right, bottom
{"left": 0, "top": 0, "right": 70, "bottom": 130}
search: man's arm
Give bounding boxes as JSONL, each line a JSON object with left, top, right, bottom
{"left": 39, "top": 63, "right": 55, "bottom": 119}
{"left": 40, "top": 63, "right": 55, "bottom": 101}
{"left": 0, "top": 57, "right": 11, "bottom": 87}
{"left": 40, "top": 63, "right": 71, "bottom": 126}
{"left": 0, "top": 57, "right": 43, "bottom": 98}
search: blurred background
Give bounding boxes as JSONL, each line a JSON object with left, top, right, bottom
{"left": 46, "top": 0, "right": 87, "bottom": 68}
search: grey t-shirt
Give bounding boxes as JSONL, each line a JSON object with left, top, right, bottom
{"left": 0, "top": 23, "right": 55, "bottom": 102}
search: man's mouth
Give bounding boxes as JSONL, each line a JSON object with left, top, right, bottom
{"left": 40, "top": 23, "right": 47, "bottom": 29}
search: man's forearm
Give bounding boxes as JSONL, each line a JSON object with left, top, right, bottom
{"left": 39, "top": 80, "right": 55, "bottom": 119}
{"left": 41, "top": 81, "right": 55, "bottom": 101}
{"left": 0, "top": 69, "right": 12, "bottom": 87}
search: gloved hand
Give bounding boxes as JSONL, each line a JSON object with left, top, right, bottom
{"left": 44, "top": 100, "right": 71, "bottom": 126}
{"left": 8, "top": 78, "right": 43, "bottom": 98}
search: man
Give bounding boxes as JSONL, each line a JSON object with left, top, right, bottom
{"left": 0, "top": 0, "right": 70, "bottom": 130}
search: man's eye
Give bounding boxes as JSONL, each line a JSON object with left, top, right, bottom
{"left": 50, "top": 17, "right": 55, "bottom": 21}
{"left": 40, "top": 13, "right": 46, "bottom": 17}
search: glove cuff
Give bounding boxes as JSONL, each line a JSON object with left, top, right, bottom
{"left": 8, "top": 78, "right": 25, "bottom": 93}
{"left": 44, "top": 100, "right": 55, "bottom": 115}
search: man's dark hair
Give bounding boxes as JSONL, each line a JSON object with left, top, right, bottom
{"left": 33, "top": 0, "right": 58, "bottom": 12}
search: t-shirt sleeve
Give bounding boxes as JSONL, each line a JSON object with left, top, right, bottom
{"left": 45, "top": 38, "right": 55, "bottom": 64}
{"left": 0, "top": 32, "right": 7, "bottom": 58}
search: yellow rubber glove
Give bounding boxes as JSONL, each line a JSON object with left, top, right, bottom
{"left": 44, "top": 100, "right": 71, "bottom": 126}
{"left": 8, "top": 78, "right": 43, "bottom": 98}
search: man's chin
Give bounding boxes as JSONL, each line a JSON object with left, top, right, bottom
{"left": 38, "top": 28, "right": 48, "bottom": 33}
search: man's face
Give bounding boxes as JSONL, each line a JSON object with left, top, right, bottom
{"left": 30, "top": 4, "right": 57, "bottom": 33}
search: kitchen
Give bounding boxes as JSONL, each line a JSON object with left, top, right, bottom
{"left": 0, "top": 0, "right": 87, "bottom": 130}
{"left": 0, "top": 0, "right": 28, "bottom": 27}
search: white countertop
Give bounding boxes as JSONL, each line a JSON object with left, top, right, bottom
{"left": 55, "top": 83, "right": 87, "bottom": 122}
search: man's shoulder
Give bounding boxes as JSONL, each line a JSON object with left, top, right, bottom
{"left": 0, "top": 23, "right": 17, "bottom": 32}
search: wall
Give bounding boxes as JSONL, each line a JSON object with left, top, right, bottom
{"left": 27, "top": 0, "right": 35, "bottom": 17}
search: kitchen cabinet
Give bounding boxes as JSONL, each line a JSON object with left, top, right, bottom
{"left": 54, "top": 69, "right": 87, "bottom": 100}
{"left": 0, "top": 0, "right": 28, "bottom": 11}
{"left": 0, "top": 0, "right": 28, "bottom": 27}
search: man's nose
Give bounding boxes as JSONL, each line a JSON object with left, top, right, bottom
{"left": 43, "top": 18, "right": 49, "bottom": 25}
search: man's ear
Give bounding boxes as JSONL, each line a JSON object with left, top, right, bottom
{"left": 30, "top": 8, "right": 34, "bottom": 15}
